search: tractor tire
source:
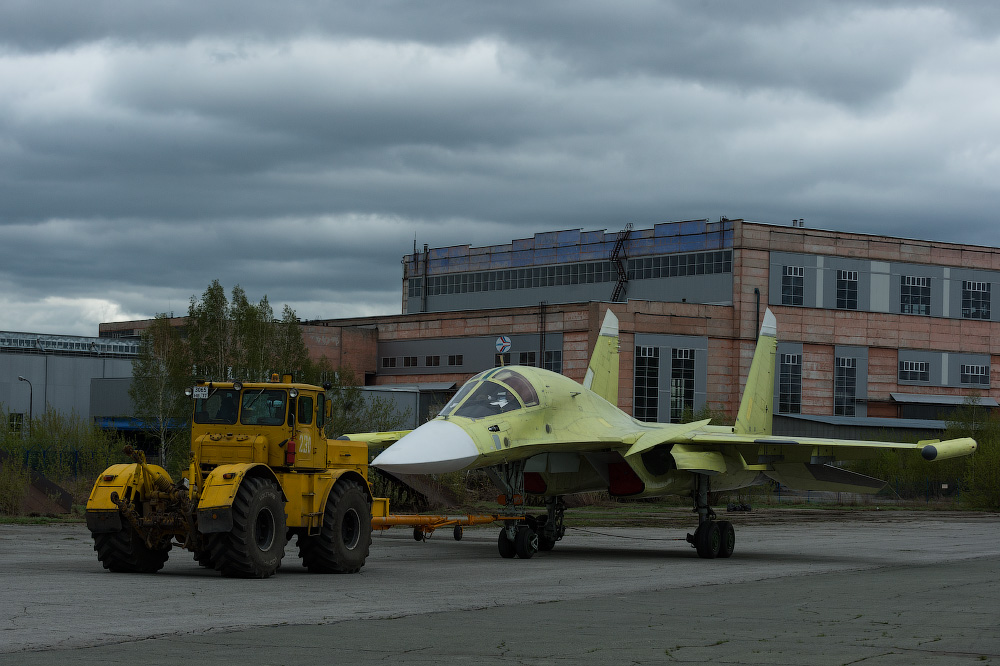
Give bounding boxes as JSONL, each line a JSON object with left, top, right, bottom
{"left": 92, "top": 517, "right": 171, "bottom": 574}
{"left": 194, "top": 549, "right": 215, "bottom": 569}
{"left": 209, "top": 477, "right": 286, "bottom": 578}
{"left": 298, "top": 480, "right": 372, "bottom": 574}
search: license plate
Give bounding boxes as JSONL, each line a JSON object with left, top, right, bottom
{"left": 192, "top": 386, "right": 209, "bottom": 399}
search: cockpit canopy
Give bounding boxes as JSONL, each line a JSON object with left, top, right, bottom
{"left": 439, "top": 368, "right": 540, "bottom": 419}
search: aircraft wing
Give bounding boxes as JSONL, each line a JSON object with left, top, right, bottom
{"left": 684, "top": 431, "right": 977, "bottom": 462}
{"left": 339, "top": 430, "right": 412, "bottom": 451}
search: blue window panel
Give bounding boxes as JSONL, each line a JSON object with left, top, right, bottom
{"left": 677, "top": 235, "right": 705, "bottom": 252}
{"left": 513, "top": 238, "right": 534, "bottom": 251}
{"left": 557, "top": 229, "right": 581, "bottom": 246}
{"left": 512, "top": 250, "right": 534, "bottom": 267}
{"left": 581, "top": 230, "right": 605, "bottom": 245}
{"left": 490, "top": 254, "right": 511, "bottom": 269}
{"left": 556, "top": 245, "right": 582, "bottom": 262}
{"left": 534, "top": 248, "right": 558, "bottom": 263}
{"left": 679, "top": 220, "right": 704, "bottom": 236}
{"left": 630, "top": 237, "right": 654, "bottom": 256}
{"left": 654, "top": 236, "right": 681, "bottom": 254}
{"left": 535, "top": 231, "right": 559, "bottom": 248}
{"left": 654, "top": 222, "right": 679, "bottom": 237}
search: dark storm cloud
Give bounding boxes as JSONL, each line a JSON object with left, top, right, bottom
{"left": 1, "top": 1, "right": 999, "bottom": 334}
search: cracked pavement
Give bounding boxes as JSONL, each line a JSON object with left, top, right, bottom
{"left": 1, "top": 512, "right": 998, "bottom": 664}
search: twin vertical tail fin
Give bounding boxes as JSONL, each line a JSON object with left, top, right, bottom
{"left": 734, "top": 309, "right": 777, "bottom": 436}
{"left": 583, "top": 310, "right": 620, "bottom": 405}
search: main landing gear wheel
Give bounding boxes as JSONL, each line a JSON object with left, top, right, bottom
{"left": 694, "top": 521, "right": 721, "bottom": 559}
{"left": 514, "top": 526, "right": 538, "bottom": 559}
{"left": 498, "top": 528, "right": 516, "bottom": 559}
{"left": 716, "top": 520, "right": 736, "bottom": 558}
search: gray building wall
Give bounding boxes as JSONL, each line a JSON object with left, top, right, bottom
{"left": 0, "top": 353, "right": 133, "bottom": 420}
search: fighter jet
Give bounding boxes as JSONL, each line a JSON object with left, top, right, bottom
{"left": 355, "top": 309, "right": 977, "bottom": 560}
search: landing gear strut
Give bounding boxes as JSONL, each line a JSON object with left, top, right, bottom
{"left": 487, "top": 461, "right": 544, "bottom": 560}
{"left": 686, "top": 473, "right": 736, "bottom": 559}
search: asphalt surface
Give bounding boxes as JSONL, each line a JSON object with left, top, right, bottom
{"left": 1, "top": 512, "right": 998, "bottom": 665}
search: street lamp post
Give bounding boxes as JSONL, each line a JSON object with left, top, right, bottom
{"left": 17, "top": 376, "right": 32, "bottom": 437}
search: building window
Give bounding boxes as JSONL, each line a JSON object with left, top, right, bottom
{"left": 634, "top": 346, "right": 659, "bottom": 422}
{"left": 403, "top": 356, "right": 418, "bottom": 368}
{"left": 518, "top": 351, "right": 537, "bottom": 367}
{"left": 381, "top": 357, "right": 397, "bottom": 369}
{"left": 778, "top": 353, "right": 802, "bottom": 414}
{"left": 962, "top": 281, "right": 991, "bottom": 320}
{"left": 448, "top": 354, "right": 463, "bottom": 366}
{"left": 425, "top": 355, "right": 440, "bottom": 367}
{"left": 834, "top": 357, "right": 857, "bottom": 417}
{"left": 543, "top": 350, "right": 562, "bottom": 373}
{"left": 670, "top": 348, "right": 696, "bottom": 423}
{"left": 494, "top": 353, "right": 511, "bottom": 367}
{"left": 781, "top": 266, "right": 804, "bottom": 306}
{"left": 899, "top": 360, "right": 929, "bottom": 382}
{"left": 961, "top": 364, "right": 990, "bottom": 386}
{"left": 900, "top": 276, "right": 931, "bottom": 315}
{"left": 836, "top": 270, "right": 859, "bottom": 310}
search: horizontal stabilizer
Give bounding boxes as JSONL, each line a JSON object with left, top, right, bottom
{"left": 766, "top": 463, "right": 886, "bottom": 494}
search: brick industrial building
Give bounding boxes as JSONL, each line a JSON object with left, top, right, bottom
{"left": 98, "top": 218, "right": 1000, "bottom": 435}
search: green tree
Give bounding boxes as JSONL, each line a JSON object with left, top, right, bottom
{"left": 323, "top": 366, "right": 410, "bottom": 438}
{"left": 129, "top": 314, "right": 191, "bottom": 468}
{"left": 945, "top": 397, "right": 1000, "bottom": 510}
{"left": 187, "top": 280, "right": 310, "bottom": 382}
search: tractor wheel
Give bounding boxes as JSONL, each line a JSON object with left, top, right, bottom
{"left": 194, "top": 549, "right": 215, "bottom": 568}
{"left": 298, "top": 480, "right": 372, "bottom": 574}
{"left": 92, "top": 517, "right": 171, "bottom": 574}
{"left": 210, "top": 477, "right": 286, "bottom": 578}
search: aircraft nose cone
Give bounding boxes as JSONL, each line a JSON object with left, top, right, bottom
{"left": 371, "top": 420, "right": 480, "bottom": 474}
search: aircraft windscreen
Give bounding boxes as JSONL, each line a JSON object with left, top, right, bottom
{"left": 492, "top": 369, "right": 539, "bottom": 407}
{"left": 454, "top": 381, "right": 521, "bottom": 418}
{"left": 438, "top": 380, "right": 478, "bottom": 417}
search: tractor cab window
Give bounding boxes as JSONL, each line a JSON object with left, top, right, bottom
{"left": 492, "top": 369, "right": 539, "bottom": 407}
{"left": 297, "top": 395, "right": 314, "bottom": 425}
{"left": 455, "top": 381, "right": 522, "bottom": 418}
{"left": 240, "top": 389, "right": 288, "bottom": 426}
{"left": 194, "top": 389, "right": 240, "bottom": 425}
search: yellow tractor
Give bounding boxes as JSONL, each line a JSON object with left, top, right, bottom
{"left": 86, "top": 375, "right": 386, "bottom": 578}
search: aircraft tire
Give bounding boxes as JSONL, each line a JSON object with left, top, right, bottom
{"left": 694, "top": 521, "right": 721, "bottom": 559}
{"left": 717, "top": 521, "right": 736, "bottom": 558}
{"left": 498, "top": 529, "right": 516, "bottom": 558}
{"left": 453, "top": 526, "right": 463, "bottom": 541}
{"left": 514, "top": 526, "right": 538, "bottom": 559}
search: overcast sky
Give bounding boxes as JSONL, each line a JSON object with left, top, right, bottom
{"left": 3, "top": 1, "right": 1000, "bottom": 336}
